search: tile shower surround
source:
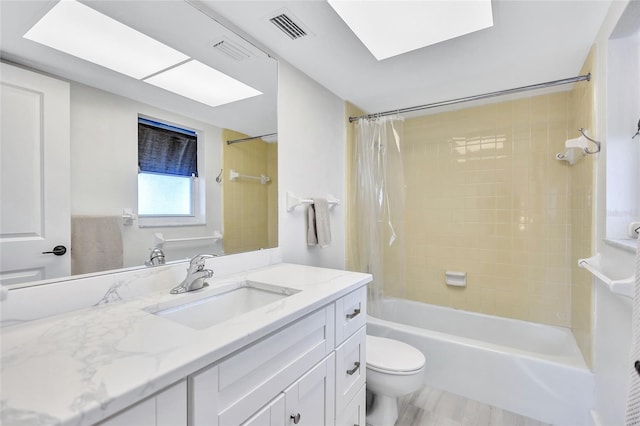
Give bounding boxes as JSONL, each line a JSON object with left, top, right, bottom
{"left": 402, "top": 87, "right": 593, "bottom": 334}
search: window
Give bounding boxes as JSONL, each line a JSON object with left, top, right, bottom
{"left": 138, "top": 116, "right": 205, "bottom": 226}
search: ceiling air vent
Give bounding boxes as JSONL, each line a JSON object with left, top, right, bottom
{"left": 270, "top": 13, "right": 307, "bottom": 40}
{"left": 213, "top": 37, "right": 252, "bottom": 61}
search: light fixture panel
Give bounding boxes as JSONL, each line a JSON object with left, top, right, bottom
{"left": 24, "top": 0, "right": 188, "bottom": 79}
{"left": 328, "top": 0, "right": 494, "bottom": 60}
{"left": 144, "top": 60, "right": 262, "bottom": 108}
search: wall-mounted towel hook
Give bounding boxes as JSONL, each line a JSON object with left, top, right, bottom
{"left": 578, "top": 128, "right": 601, "bottom": 154}
{"left": 632, "top": 118, "right": 640, "bottom": 139}
{"left": 215, "top": 169, "right": 223, "bottom": 184}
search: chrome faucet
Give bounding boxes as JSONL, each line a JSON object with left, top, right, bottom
{"left": 170, "top": 254, "right": 214, "bottom": 294}
{"left": 145, "top": 247, "right": 166, "bottom": 267}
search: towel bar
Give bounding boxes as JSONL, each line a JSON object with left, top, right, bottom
{"left": 153, "top": 231, "right": 222, "bottom": 247}
{"left": 286, "top": 191, "right": 340, "bottom": 212}
{"left": 578, "top": 255, "right": 634, "bottom": 299}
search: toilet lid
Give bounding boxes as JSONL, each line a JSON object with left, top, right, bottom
{"left": 366, "top": 335, "right": 425, "bottom": 373}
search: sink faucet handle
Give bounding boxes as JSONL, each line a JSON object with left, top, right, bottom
{"left": 189, "top": 254, "right": 215, "bottom": 270}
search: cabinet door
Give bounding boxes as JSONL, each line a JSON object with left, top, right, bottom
{"left": 99, "top": 380, "right": 186, "bottom": 426}
{"left": 284, "top": 354, "right": 335, "bottom": 426}
{"left": 336, "top": 384, "right": 366, "bottom": 426}
{"left": 243, "top": 394, "right": 285, "bottom": 426}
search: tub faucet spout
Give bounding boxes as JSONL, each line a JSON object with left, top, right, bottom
{"left": 170, "top": 254, "right": 214, "bottom": 294}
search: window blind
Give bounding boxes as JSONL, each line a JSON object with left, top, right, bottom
{"left": 138, "top": 118, "right": 198, "bottom": 177}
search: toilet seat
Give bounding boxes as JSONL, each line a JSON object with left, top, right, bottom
{"left": 366, "top": 335, "right": 425, "bottom": 375}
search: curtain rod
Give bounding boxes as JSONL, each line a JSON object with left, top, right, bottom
{"left": 226, "top": 132, "right": 277, "bottom": 145}
{"left": 348, "top": 73, "right": 591, "bottom": 123}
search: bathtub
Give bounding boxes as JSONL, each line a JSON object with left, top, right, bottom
{"left": 367, "top": 298, "right": 594, "bottom": 426}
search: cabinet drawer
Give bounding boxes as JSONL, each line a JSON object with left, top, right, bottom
{"left": 190, "top": 305, "right": 335, "bottom": 426}
{"left": 336, "top": 383, "right": 366, "bottom": 426}
{"left": 335, "top": 286, "right": 366, "bottom": 345}
{"left": 335, "top": 326, "right": 366, "bottom": 415}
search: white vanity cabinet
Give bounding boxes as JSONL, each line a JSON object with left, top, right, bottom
{"left": 241, "top": 354, "right": 336, "bottom": 426}
{"left": 334, "top": 287, "right": 367, "bottom": 425}
{"left": 99, "top": 380, "right": 187, "bottom": 426}
{"left": 189, "top": 305, "right": 335, "bottom": 425}
{"left": 190, "top": 285, "right": 367, "bottom": 426}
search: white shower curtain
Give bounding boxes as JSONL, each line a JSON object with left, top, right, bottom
{"left": 353, "top": 116, "right": 406, "bottom": 316}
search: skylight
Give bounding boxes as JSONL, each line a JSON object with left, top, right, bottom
{"left": 144, "top": 60, "right": 262, "bottom": 108}
{"left": 23, "top": 0, "right": 188, "bottom": 79}
{"left": 327, "top": 0, "right": 494, "bottom": 61}
{"left": 23, "top": 0, "right": 263, "bottom": 107}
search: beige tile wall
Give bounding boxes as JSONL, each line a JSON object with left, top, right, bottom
{"left": 569, "top": 47, "right": 596, "bottom": 366}
{"left": 345, "top": 102, "right": 366, "bottom": 273}
{"left": 403, "top": 93, "right": 574, "bottom": 327}
{"left": 222, "top": 129, "right": 277, "bottom": 254}
{"left": 345, "top": 51, "right": 595, "bottom": 366}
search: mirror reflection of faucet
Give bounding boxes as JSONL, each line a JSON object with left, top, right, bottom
{"left": 145, "top": 247, "right": 166, "bottom": 267}
{"left": 170, "top": 254, "right": 215, "bottom": 294}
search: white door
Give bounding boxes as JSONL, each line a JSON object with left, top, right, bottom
{"left": 0, "top": 62, "right": 70, "bottom": 285}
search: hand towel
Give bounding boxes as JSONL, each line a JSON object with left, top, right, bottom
{"left": 71, "top": 216, "right": 123, "bottom": 275}
{"left": 626, "top": 234, "right": 640, "bottom": 425}
{"left": 307, "top": 204, "right": 318, "bottom": 246}
{"left": 307, "top": 198, "right": 332, "bottom": 248}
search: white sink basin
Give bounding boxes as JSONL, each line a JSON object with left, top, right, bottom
{"left": 147, "top": 281, "right": 299, "bottom": 330}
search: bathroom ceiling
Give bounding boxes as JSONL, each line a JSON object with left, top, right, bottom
{"left": 201, "top": 0, "right": 612, "bottom": 116}
{"left": 0, "top": 0, "right": 277, "bottom": 136}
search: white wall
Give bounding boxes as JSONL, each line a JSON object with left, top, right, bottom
{"left": 605, "top": 14, "right": 640, "bottom": 241}
{"left": 277, "top": 61, "right": 346, "bottom": 270}
{"left": 593, "top": 269, "right": 633, "bottom": 426}
{"left": 70, "top": 83, "right": 223, "bottom": 267}
{"left": 591, "top": 1, "right": 637, "bottom": 424}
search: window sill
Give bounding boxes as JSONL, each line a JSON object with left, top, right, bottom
{"left": 138, "top": 217, "right": 205, "bottom": 228}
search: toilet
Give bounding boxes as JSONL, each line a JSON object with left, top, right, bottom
{"left": 366, "top": 335, "right": 426, "bottom": 426}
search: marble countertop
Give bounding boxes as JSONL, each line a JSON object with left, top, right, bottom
{"left": 1, "top": 263, "right": 371, "bottom": 426}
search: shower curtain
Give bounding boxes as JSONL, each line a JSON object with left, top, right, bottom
{"left": 352, "top": 116, "right": 406, "bottom": 316}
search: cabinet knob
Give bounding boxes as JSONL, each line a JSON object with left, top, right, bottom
{"left": 290, "top": 413, "right": 301, "bottom": 424}
{"left": 346, "top": 308, "right": 361, "bottom": 319}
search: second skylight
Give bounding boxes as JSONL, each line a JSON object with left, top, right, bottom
{"left": 328, "top": 0, "right": 494, "bottom": 61}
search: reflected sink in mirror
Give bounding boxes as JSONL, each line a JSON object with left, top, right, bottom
{"left": 147, "top": 281, "right": 299, "bottom": 330}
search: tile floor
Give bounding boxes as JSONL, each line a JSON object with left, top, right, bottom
{"left": 392, "top": 386, "right": 551, "bottom": 426}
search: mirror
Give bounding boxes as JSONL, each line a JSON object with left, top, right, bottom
{"left": 0, "top": 0, "right": 278, "bottom": 284}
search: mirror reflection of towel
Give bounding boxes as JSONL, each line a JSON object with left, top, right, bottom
{"left": 307, "top": 198, "right": 331, "bottom": 248}
{"left": 71, "top": 216, "right": 123, "bottom": 275}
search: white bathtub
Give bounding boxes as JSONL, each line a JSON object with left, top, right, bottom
{"left": 367, "top": 298, "right": 594, "bottom": 425}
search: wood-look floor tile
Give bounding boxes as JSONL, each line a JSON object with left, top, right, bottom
{"left": 391, "top": 386, "right": 550, "bottom": 426}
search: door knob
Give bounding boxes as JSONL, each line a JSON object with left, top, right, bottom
{"left": 42, "top": 245, "right": 67, "bottom": 256}
{"left": 290, "top": 413, "right": 301, "bottom": 424}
